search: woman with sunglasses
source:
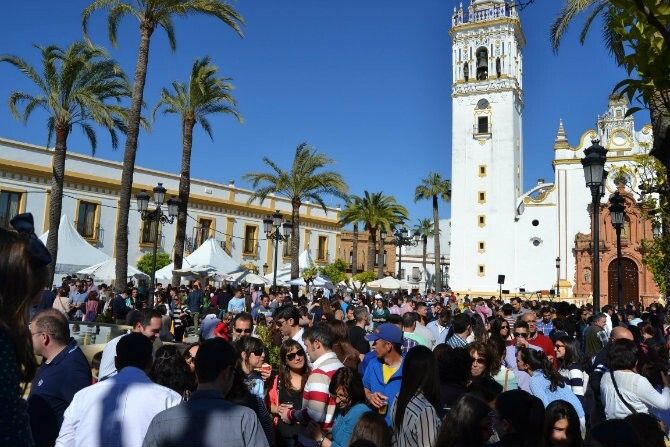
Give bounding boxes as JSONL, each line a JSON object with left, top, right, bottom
{"left": 469, "top": 342, "right": 493, "bottom": 383}
{"left": 236, "top": 336, "right": 268, "bottom": 400}
{"left": 490, "top": 317, "right": 512, "bottom": 343}
{"left": 554, "top": 335, "right": 588, "bottom": 405}
{"left": 267, "top": 339, "right": 309, "bottom": 447}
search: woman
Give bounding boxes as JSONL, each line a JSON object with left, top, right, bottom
{"left": 149, "top": 345, "right": 196, "bottom": 399}
{"left": 329, "top": 320, "right": 361, "bottom": 370}
{"left": 172, "top": 290, "right": 191, "bottom": 343}
{"left": 347, "top": 412, "right": 392, "bottom": 447}
{"left": 600, "top": 338, "right": 670, "bottom": 419}
{"left": 371, "top": 297, "right": 390, "bottom": 329}
{"left": 0, "top": 213, "right": 50, "bottom": 446}
{"left": 469, "top": 342, "right": 493, "bottom": 383}
{"left": 391, "top": 346, "right": 442, "bottom": 447}
{"left": 267, "top": 340, "right": 309, "bottom": 447}
{"left": 488, "top": 336, "right": 518, "bottom": 391}
{"left": 435, "top": 394, "right": 493, "bottom": 447}
{"left": 157, "top": 304, "right": 173, "bottom": 342}
{"left": 183, "top": 342, "right": 200, "bottom": 374}
{"left": 490, "top": 317, "right": 512, "bottom": 342}
{"left": 543, "top": 400, "right": 583, "bottom": 447}
{"left": 305, "top": 367, "right": 371, "bottom": 447}
{"left": 554, "top": 336, "right": 588, "bottom": 403}
{"left": 52, "top": 287, "right": 73, "bottom": 316}
{"left": 516, "top": 348, "right": 585, "bottom": 426}
{"left": 83, "top": 290, "right": 99, "bottom": 322}
{"left": 236, "top": 336, "right": 267, "bottom": 399}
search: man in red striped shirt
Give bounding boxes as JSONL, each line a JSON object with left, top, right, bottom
{"left": 278, "top": 323, "right": 344, "bottom": 447}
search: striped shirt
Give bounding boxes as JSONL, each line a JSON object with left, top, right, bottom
{"left": 289, "top": 351, "right": 344, "bottom": 446}
{"left": 446, "top": 334, "right": 467, "bottom": 348}
{"left": 390, "top": 392, "right": 441, "bottom": 447}
{"left": 559, "top": 363, "right": 589, "bottom": 397}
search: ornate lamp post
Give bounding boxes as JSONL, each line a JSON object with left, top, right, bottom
{"left": 381, "top": 227, "right": 420, "bottom": 280}
{"left": 555, "top": 257, "right": 561, "bottom": 299}
{"left": 581, "top": 139, "right": 608, "bottom": 311}
{"left": 609, "top": 191, "right": 626, "bottom": 309}
{"left": 136, "top": 183, "right": 179, "bottom": 293}
{"left": 263, "top": 210, "right": 292, "bottom": 292}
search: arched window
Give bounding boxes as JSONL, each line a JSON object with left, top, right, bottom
{"left": 496, "top": 57, "right": 501, "bottom": 78}
{"left": 463, "top": 62, "right": 469, "bottom": 81}
{"left": 621, "top": 217, "right": 631, "bottom": 240}
{"left": 476, "top": 47, "right": 488, "bottom": 80}
{"left": 584, "top": 268, "right": 592, "bottom": 284}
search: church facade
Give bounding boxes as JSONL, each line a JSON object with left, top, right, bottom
{"left": 447, "top": 0, "right": 659, "bottom": 304}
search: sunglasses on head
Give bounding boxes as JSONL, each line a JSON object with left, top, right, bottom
{"left": 286, "top": 350, "right": 305, "bottom": 361}
{"left": 513, "top": 332, "right": 529, "bottom": 338}
{"left": 235, "top": 328, "right": 252, "bottom": 334}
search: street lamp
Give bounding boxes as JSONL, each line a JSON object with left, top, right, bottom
{"left": 581, "top": 139, "right": 607, "bottom": 311}
{"left": 555, "top": 257, "right": 560, "bottom": 299}
{"left": 609, "top": 191, "right": 626, "bottom": 309}
{"left": 263, "top": 210, "right": 292, "bottom": 292}
{"left": 386, "top": 226, "right": 420, "bottom": 280}
{"left": 136, "top": 183, "right": 179, "bottom": 293}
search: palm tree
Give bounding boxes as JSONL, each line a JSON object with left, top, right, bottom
{"left": 356, "top": 191, "right": 408, "bottom": 278}
{"left": 244, "top": 143, "right": 348, "bottom": 284}
{"left": 82, "top": 0, "right": 243, "bottom": 287}
{"left": 153, "top": 56, "right": 241, "bottom": 286}
{"left": 414, "top": 218, "right": 434, "bottom": 285}
{"left": 0, "top": 42, "right": 130, "bottom": 285}
{"left": 415, "top": 172, "right": 451, "bottom": 291}
{"left": 338, "top": 196, "right": 364, "bottom": 275}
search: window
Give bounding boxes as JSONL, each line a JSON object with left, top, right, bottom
{"left": 496, "top": 57, "right": 501, "bottom": 77}
{"left": 283, "top": 235, "right": 292, "bottom": 258}
{"left": 478, "top": 191, "right": 486, "bottom": 203}
{"left": 478, "top": 265, "right": 486, "bottom": 276}
{"left": 196, "top": 218, "right": 213, "bottom": 247}
{"left": 0, "top": 191, "right": 23, "bottom": 229}
{"left": 476, "top": 47, "right": 488, "bottom": 80}
{"left": 477, "top": 116, "right": 489, "bottom": 134}
{"left": 463, "top": 62, "right": 469, "bottom": 81}
{"left": 141, "top": 213, "right": 159, "bottom": 245}
{"left": 478, "top": 165, "right": 487, "bottom": 177}
{"left": 243, "top": 225, "right": 257, "bottom": 255}
{"left": 375, "top": 250, "right": 387, "bottom": 267}
{"left": 583, "top": 268, "right": 592, "bottom": 284}
{"left": 76, "top": 201, "right": 98, "bottom": 239}
{"left": 411, "top": 267, "right": 421, "bottom": 280}
{"left": 478, "top": 241, "right": 485, "bottom": 252}
{"left": 317, "top": 235, "right": 328, "bottom": 261}
{"left": 622, "top": 218, "right": 631, "bottom": 240}
{"left": 531, "top": 219, "right": 539, "bottom": 227}
{"left": 478, "top": 215, "right": 486, "bottom": 227}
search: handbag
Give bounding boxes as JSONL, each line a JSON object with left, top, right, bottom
{"left": 609, "top": 370, "right": 638, "bottom": 414}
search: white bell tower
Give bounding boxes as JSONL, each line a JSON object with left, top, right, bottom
{"left": 449, "top": 0, "right": 525, "bottom": 293}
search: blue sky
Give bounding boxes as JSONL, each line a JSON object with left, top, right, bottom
{"left": 0, "top": 1, "right": 633, "bottom": 222}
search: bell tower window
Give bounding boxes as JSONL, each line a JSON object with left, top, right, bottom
{"left": 476, "top": 47, "right": 488, "bottom": 80}
{"left": 463, "top": 62, "right": 469, "bottom": 82}
{"left": 496, "top": 57, "right": 501, "bottom": 78}
{"left": 477, "top": 116, "right": 489, "bottom": 134}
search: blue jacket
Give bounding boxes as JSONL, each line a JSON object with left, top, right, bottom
{"left": 332, "top": 403, "right": 372, "bottom": 447}
{"left": 362, "top": 357, "right": 404, "bottom": 425}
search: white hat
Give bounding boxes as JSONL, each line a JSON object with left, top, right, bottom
{"left": 374, "top": 293, "right": 384, "bottom": 300}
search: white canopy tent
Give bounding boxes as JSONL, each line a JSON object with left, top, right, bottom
{"left": 155, "top": 237, "right": 242, "bottom": 282}
{"left": 76, "top": 258, "right": 149, "bottom": 282}
{"left": 366, "top": 276, "right": 402, "bottom": 292}
{"left": 265, "top": 250, "right": 314, "bottom": 284}
{"left": 39, "top": 215, "right": 110, "bottom": 274}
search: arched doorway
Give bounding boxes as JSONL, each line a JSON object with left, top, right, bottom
{"left": 607, "top": 257, "right": 639, "bottom": 307}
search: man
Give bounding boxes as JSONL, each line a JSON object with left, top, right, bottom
{"left": 28, "top": 310, "right": 90, "bottom": 447}
{"left": 510, "top": 297, "right": 528, "bottom": 321}
{"left": 535, "top": 307, "right": 554, "bottom": 336}
{"left": 503, "top": 321, "right": 541, "bottom": 392}
{"left": 521, "top": 311, "right": 555, "bottom": 361}
{"left": 188, "top": 282, "right": 204, "bottom": 315}
{"left": 267, "top": 291, "right": 282, "bottom": 312}
{"left": 56, "top": 333, "right": 181, "bottom": 446}
{"left": 426, "top": 308, "right": 451, "bottom": 346}
{"left": 251, "top": 295, "right": 273, "bottom": 320}
{"left": 231, "top": 312, "right": 254, "bottom": 341}
{"left": 143, "top": 338, "right": 269, "bottom": 447}
{"left": 69, "top": 282, "right": 87, "bottom": 316}
{"left": 401, "top": 312, "right": 429, "bottom": 354}
{"left": 601, "top": 304, "right": 614, "bottom": 337}
{"left": 279, "top": 323, "right": 344, "bottom": 446}
{"left": 413, "top": 301, "right": 436, "bottom": 348}
{"left": 446, "top": 313, "right": 471, "bottom": 348}
{"left": 274, "top": 305, "right": 308, "bottom": 353}
{"left": 584, "top": 312, "right": 609, "bottom": 358}
{"left": 98, "top": 309, "right": 162, "bottom": 380}
{"left": 348, "top": 306, "right": 370, "bottom": 355}
{"left": 362, "top": 323, "right": 404, "bottom": 425}
{"left": 110, "top": 289, "right": 130, "bottom": 323}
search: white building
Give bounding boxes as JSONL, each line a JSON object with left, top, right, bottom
{"left": 396, "top": 219, "right": 451, "bottom": 291}
{"left": 0, "top": 137, "right": 342, "bottom": 278}
{"left": 447, "top": 0, "right": 657, "bottom": 300}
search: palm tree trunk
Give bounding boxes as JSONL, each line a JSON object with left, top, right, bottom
{"left": 115, "top": 23, "right": 154, "bottom": 288}
{"left": 45, "top": 126, "right": 68, "bottom": 286}
{"left": 377, "top": 235, "right": 385, "bottom": 279}
{"left": 433, "top": 195, "right": 442, "bottom": 292}
{"left": 649, "top": 89, "right": 670, "bottom": 170}
{"left": 172, "top": 117, "right": 195, "bottom": 286}
{"left": 290, "top": 198, "right": 301, "bottom": 297}
{"left": 422, "top": 236, "right": 427, "bottom": 278}
{"left": 351, "top": 222, "right": 359, "bottom": 275}
{"left": 366, "top": 227, "right": 376, "bottom": 272}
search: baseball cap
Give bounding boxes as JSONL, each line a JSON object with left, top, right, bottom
{"left": 366, "top": 323, "right": 403, "bottom": 344}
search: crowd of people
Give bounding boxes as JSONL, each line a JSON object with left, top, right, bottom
{"left": 2, "top": 213, "right": 670, "bottom": 447}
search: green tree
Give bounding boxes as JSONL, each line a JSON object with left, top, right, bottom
{"left": 136, "top": 251, "right": 171, "bottom": 275}
{"left": 0, "top": 42, "right": 130, "bottom": 285}
{"left": 82, "top": 0, "right": 244, "bottom": 288}
{"left": 351, "top": 271, "right": 376, "bottom": 287}
{"left": 319, "top": 259, "right": 348, "bottom": 284}
{"left": 244, "top": 143, "right": 348, "bottom": 285}
{"left": 413, "top": 218, "right": 435, "bottom": 285}
{"left": 414, "top": 173, "right": 451, "bottom": 291}
{"left": 338, "top": 196, "right": 364, "bottom": 275}
{"left": 354, "top": 191, "right": 408, "bottom": 278}
{"left": 152, "top": 56, "right": 241, "bottom": 286}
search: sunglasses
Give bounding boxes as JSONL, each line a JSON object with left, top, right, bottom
{"left": 286, "top": 350, "right": 305, "bottom": 361}
{"left": 471, "top": 357, "right": 487, "bottom": 365}
{"left": 234, "top": 328, "right": 252, "bottom": 334}
{"left": 250, "top": 349, "right": 265, "bottom": 356}
{"left": 513, "top": 332, "right": 529, "bottom": 338}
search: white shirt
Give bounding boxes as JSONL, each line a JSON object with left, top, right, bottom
{"left": 601, "top": 370, "right": 670, "bottom": 419}
{"left": 56, "top": 367, "right": 181, "bottom": 447}
{"left": 98, "top": 333, "right": 126, "bottom": 380}
{"left": 414, "top": 322, "right": 435, "bottom": 349}
{"left": 292, "top": 327, "right": 311, "bottom": 366}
